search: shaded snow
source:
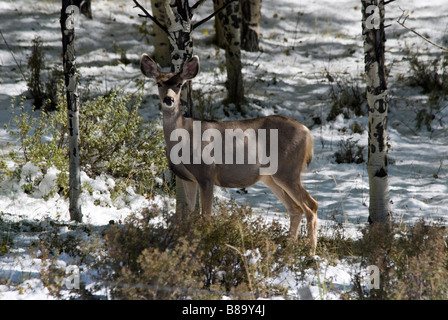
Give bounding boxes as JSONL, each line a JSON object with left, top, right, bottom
{"left": 0, "top": 0, "right": 447, "bottom": 300}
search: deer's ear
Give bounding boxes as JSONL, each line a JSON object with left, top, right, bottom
{"left": 140, "top": 54, "right": 160, "bottom": 78}
{"left": 180, "top": 55, "right": 199, "bottom": 80}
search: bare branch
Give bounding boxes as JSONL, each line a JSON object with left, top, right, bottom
{"left": 133, "top": 0, "right": 170, "bottom": 36}
{"left": 398, "top": 9, "right": 409, "bottom": 25}
{"left": 397, "top": 9, "right": 448, "bottom": 53}
{"left": 192, "top": 0, "right": 238, "bottom": 31}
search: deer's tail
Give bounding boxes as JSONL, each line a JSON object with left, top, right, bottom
{"left": 303, "top": 128, "right": 314, "bottom": 172}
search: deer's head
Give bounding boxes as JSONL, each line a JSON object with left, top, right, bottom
{"left": 140, "top": 54, "right": 199, "bottom": 110}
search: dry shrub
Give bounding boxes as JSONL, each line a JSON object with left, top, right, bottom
{"left": 354, "top": 220, "right": 448, "bottom": 300}
{"left": 102, "top": 201, "right": 298, "bottom": 299}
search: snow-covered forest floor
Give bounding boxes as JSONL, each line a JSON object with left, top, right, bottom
{"left": 0, "top": 0, "right": 447, "bottom": 300}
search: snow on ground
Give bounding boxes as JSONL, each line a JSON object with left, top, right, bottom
{"left": 0, "top": 0, "right": 447, "bottom": 299}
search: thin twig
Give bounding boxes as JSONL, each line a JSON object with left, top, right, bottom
{"left": 0, "top": 29, "right": 28, "bottom": 82}
{"left": 396, "top": 10, "right": 448, "bottom": 53}
{"left": 192, "top": 0, "right": 238, "bottom": 30}
{"left": 133, "top": 0, "right": 170, "bottom": 36}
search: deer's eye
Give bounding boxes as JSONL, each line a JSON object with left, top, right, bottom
{"left": 157, "top": 82, "right": 162, "bottom": 88}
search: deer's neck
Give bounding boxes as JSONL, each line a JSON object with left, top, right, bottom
{"left": 162, "top": 107, "right": 193, "bottom": 145}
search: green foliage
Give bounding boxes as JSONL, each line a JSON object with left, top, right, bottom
{"left": 6, "top": 85, "right": 169, "bottom": 200}
{"left": 78, "top": 90, "right": 168, "bottom": 196}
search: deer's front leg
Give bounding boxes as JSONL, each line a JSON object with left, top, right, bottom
{"left": 183, "top": 180, "right": 199, "bottom": 212}
{"left": 198, "top": 180, "right": 214, "bottom": 218}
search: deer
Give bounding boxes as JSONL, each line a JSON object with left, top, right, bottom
{"left": 140, "top": 54, "right": 319, "bottom": 254}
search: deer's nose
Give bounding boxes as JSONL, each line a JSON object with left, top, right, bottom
{"left": 163, "top": 96, "right": 174, "bottom": 107}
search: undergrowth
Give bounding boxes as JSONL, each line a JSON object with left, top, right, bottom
{"left": 2, "top": 84, "right": 169, "bottom": 201}
{"left": 353, "top": 220, "right": 448, "bottom": 300}
{"left": 3, "top": 201, "right": 447, "bottom": 300}
{"left": 100, "top": 201, "right": 298, "bottom": 299}
{"left": 101, "top": 212, "right": 447, "bottom": 300}
{"left": 407, "top": 51, "right": 448, "bottom": 131}
{"left": 326, "top": 72, "right": 366, "bottom": 122}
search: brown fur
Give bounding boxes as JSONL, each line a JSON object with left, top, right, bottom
{"left": 140, "top": 54, "right": 319, "bottom": 255}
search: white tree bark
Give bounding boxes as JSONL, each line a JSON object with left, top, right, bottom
{"left": 362, "top": 0, "right": 391, "bottom": 223}
{"left": 164, "top": 0, "right": 197, "bottom": 217}
{"left": 215, "top": 0, "right": 244, "bottom": 110}
{"left": 135, "top": 0, "right": 231, "bottom": 217}
{"left": 151, "top": 0, "right": 171, "bottom": 67}
{"left": 241, "top": 0, "right": 261, "bottom": 52}
{"left": 61, "top": 0, "right": 82, "bottom": 222}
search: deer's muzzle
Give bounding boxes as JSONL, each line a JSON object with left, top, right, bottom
{"left": 163, "top": 96, "right": 175, "bottom": 107}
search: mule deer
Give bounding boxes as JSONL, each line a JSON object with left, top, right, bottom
{"left": 140, "top": 54, "right": 318, "bottom": 254}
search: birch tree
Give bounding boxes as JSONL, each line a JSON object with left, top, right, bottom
{"left": 215, "top": 0, "right": 244, "bottom": 109}
{"left": 165, "top": 0, "right": 197, "bottom": 215}
{"left": 135, "top": 0, "right": 196, "bottom": 217}
{"left": 241, "top": 0, "right": 261, "bottom": 52}
{"left": 362, "top": 0, "right": 391, "bottom": 223}
{"left": 134, "top": 0, "right": 235, "bottom": 217}
{"left": 151, "top": 0, "right": 171, "bottom": 67}
{"left": 61, "top": 0, "right": 82, "bottom": 222}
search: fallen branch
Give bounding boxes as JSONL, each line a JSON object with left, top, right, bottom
{"left": 397, "top": 9, "right": 448, "bottom": 53}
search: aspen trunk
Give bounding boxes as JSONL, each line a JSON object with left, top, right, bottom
{"left": 213, "top": 0, "right": 226, "bottom": 48}
{"left": 165, "top": 0, "right": 196, "bottom": 217}
{"left": 136, "top": 0, "right": 227, "bottom": 217}
{"left": 61, "top": 0, "right": 82, "bottom": 222}
{"left": 241, "top": 0, "right": 261, "bottom": 52}
{"left": 151, "top": 0, "right": 171, "bottom": 67}
{"left": 362, "top": 0, "right": 391, "bottom": 223}
{"left": 216, "top": 0, "right": 244, "bottom": 110}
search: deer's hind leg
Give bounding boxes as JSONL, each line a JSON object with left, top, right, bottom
{"left": 272, "top": 177, "right": 318, "bottom": 255}
{"left": 261, "top": 176, "right": 304, "bottom": 240}
{"left": 198, "top": 179, "right": 214, "bottom": 218}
